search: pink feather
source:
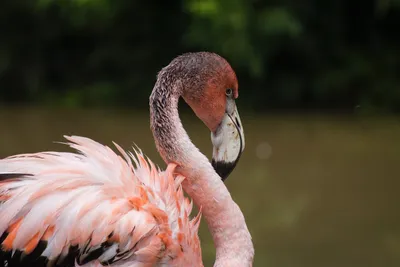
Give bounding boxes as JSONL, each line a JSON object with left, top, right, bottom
{"left": 0, "top": 135, "right": 203, "bottom": 266}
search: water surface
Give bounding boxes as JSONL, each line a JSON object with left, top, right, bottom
{"left": 1, "top": 108, "right": 399, "bottom": 267}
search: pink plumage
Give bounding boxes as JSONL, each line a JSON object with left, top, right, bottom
{"left": 0, "top": 52, "right": 255, "bottom": 267}
{"left": 0, "top": 136, "right": 202, "bottom": 267}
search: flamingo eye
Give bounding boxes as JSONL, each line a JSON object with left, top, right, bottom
{"left": 225, "top": 88, "right": 233, "bottom": 97}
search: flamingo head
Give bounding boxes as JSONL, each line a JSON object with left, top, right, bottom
{"left": 178, "top": 52, "right": 245, "bottom": 181}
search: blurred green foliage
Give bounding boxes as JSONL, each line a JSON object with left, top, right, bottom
{"left": 0, "top": 0, "right": 399, "bottom": 112}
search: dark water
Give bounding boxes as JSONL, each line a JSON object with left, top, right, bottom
{"left": 1, "top": 108, "right": 400, "bottom": 267}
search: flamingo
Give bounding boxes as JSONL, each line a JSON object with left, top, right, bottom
{"left": 0, "top": 52, "right": 254, "bottom": 267}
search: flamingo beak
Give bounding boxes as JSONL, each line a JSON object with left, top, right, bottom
{"left": 211, "top": 102, "right": 245, "bottom": 181}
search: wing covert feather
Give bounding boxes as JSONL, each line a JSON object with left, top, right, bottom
{"left": 0, "top": 136, "right": 203, "bottom": 267}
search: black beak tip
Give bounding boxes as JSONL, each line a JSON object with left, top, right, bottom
{"left": 211, "top": 159, "right": 236, "bottom": 181}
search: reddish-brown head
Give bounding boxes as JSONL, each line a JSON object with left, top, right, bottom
{"left": 164, "top": 52, "right": 245, "bottom": 181}
{"left": 170, "top": 52, "right": 239, "bottom": 132}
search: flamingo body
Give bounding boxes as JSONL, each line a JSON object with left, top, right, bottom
{"left": 0, "top": 52, "right": 254, "bottom": 267}
{"left": 0, "top": 136, "right": 202, "bottom": 267}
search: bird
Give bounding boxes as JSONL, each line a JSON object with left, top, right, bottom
{"left": 0, "top": 52, "right": 254, "bottom": 267}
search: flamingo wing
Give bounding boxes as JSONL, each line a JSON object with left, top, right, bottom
{"left": 0, "top": 136, "right": 202, "bottom": 267}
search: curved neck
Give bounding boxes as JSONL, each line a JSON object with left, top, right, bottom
{"left": 150, "top": 78, "right": 254, "bottom": 266}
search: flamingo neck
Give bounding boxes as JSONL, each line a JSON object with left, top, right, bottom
{"left": 150, "top": 78, "right": 254, "bottom": 266}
